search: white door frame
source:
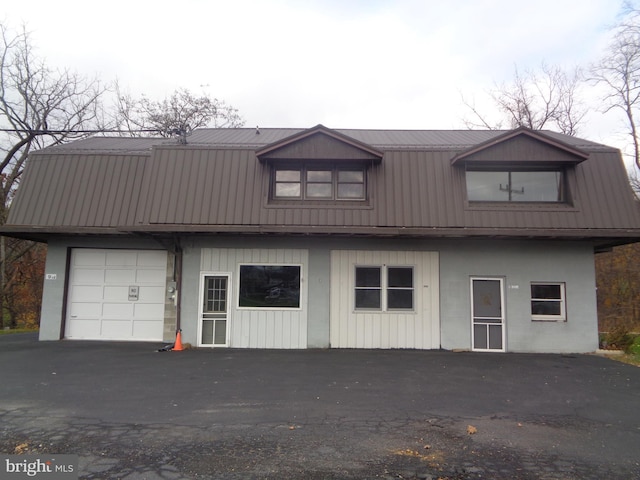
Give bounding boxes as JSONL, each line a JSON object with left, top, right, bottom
{"left": 198, "top": 272, "right": 232, "bottom": 347}
{"left": 470, "top": 276, "right": 506, "bottom": 352}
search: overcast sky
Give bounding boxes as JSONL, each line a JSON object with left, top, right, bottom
{"left": 2, "top": 0, "right": 632, "bottom": 149}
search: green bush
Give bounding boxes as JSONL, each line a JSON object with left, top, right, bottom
{"left": 627, "top": 336, "right": 640, "bottom": 355}
{"left": 601, "top": 326, "right": 635, "bottom": 350}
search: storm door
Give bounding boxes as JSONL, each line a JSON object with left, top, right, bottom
{"left": 471, "top": 277, "right": 505, "bottom": 352}
{"left": 200, "top": 275, "right": 230, "bottom": 347}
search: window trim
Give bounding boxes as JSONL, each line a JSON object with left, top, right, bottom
{"left": 271, "top": 163, "right": 367, "bottom": 201}
{"left": 237, "top": 263, "right": 303, "bottom": 310}
{"left": 530, "top": 282, "right": 567, "bottom": 322}
{"left": 354, "top": 265, "right": 415, "bottom": 312}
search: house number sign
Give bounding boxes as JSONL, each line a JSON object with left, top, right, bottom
{"left": 128, "top": 285, "right": 140, "bottom": 301}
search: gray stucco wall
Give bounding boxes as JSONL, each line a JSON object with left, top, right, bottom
{"left": 438, "top": 239, "right": 598, "bottom": 353}
{"left": 39, "top": 242, "right": 68, "bottom": 340}
{"left": 179, "top": 243, "right": 202, "bottom": 346}
{"left": 39, "top": 236, "right": 599, "bottom": 353}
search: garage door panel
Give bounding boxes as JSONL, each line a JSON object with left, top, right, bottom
{"left": 72, "top": 285, "right": 104, "bottom": 301}
{"left": 105, "top": 269, "right": 136, "bottom": 284}
{"left": 66, "top": 318, "right": 101, "bottom": 338}
{"left": 137, "top": 251, "right": 168, "bottom": 266}
{"left": 73, "top": 250, "right": 106, "bottom": 266}
{"left": 102, "top": 303, "right": 134, "bottom": 317}
{"left": 134, "top": 303, "right": 165, "bottom": 319}
{"left": 137, "top": 286, "right": 165, "bottom": 302}
{"left": 106, "top": 251, "right": 138, "bottom": 266}
{"left": 73, "top": 269, "right": 105, "bottom": 284}
{"left": 103, "top": 286, "right": 129, "bottom": 301}
{"left": 65, "top": 249, "right": 167, "bottom": 341}
{"left": 69, "top": 302, "right": 101, "bottom": 318}
{"left": 136, "top": 269, "right": 165, "bottom": 283}
{"left": 132, "top": 319, "right": 164, "bottom": 339}
{"left": 101, "top": 319, "right": 133, "bottom": 338}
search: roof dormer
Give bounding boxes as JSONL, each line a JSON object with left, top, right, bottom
{"left": 450, "top": 127, "right": 589, "bottom": 166}
{"left": 256, "top": 124, "right": 383, "bottom": 163}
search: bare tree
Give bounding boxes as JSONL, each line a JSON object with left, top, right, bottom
{"left": 0, "top": 23, "right": 106, "bottom": 328}
{"left": 592, "top": 5, "right": 640, "bottom": 170}
{"left": 112, "top": 85, "right": 244, "bottom": 140}
{"left": 463, "top": 63, "right": 586, "bottom": 136}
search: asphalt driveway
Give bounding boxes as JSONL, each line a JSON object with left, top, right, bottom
{"left": 1, "top": 333, "right": 639, "bottom": 479}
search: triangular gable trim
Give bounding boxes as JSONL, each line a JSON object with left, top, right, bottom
{"left": 256, "top": 124, "right": 383, "bottom": 162}
{"left": 450, "top": 127, "right": 589, "bottom": 165}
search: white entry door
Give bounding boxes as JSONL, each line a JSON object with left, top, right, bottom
{"left": 471, "top": 277, "right": 505, "bottom": 352}
{"left": 65, "top": 249, "right": 167, "bottom": 341}
{"left": 199, "top": 274, "right": 230, "bottom": 347}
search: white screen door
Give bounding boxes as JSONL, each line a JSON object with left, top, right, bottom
{"left": 200, "top": 275, "right": 229, "bottom": 347}
{"left": 471, "top": 277, "right": 505, "bottom": 352}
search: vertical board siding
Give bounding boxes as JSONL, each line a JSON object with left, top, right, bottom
{"left": 200, "top": 248, "right": 308, "bottom": 349}
{"left": 330, "top": 250, "right": 440, "bottom": 349}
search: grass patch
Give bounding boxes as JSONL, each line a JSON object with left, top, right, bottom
{"left": 0, "top": 328, "right": 38, "bottom": 335}
{"left": 609, "top": 352, "right": 640, "bottom": 367}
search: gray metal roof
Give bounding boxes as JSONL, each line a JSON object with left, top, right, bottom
{"left": 5, "top": 126, "right": 639, "bottom": 246}
{"left": 37, "top": 127, "right": 611, "bottom": 155}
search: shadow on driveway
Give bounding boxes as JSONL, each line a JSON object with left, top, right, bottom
{"left": 1, "top": 333, "right": 639, "bottom": 479}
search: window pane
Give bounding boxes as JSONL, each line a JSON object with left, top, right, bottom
{"left": 356, "top": 267, "right": 381, "bottom": 287}
{"left": 511, "top": 171, "right": 563, "bottom": 202}
{"left": 388, "top": 267, "right": 413, "bottom": 287}
{"left": 275, "top": 183, "right": 300, "bottom": 197}
{"left": 466, "top": 171, "right": 510, "bottom": 201}
{"left": 355, "top": 289, "right": 381, "bottom": 309}
{"left": 531, "top": 284, "right": 562, "bottom": 299}
{"left": 307, "top": 170, "right": 332, "bottom": 182}
{"left": 202, "top": 319, "right": 214, "bottom": 344}
{"left": 276, "top": 170, "right": 300, "bottom": 181}
{"left": 204, "top": 277, "right": 227, "bottom": 313}
{"left": 337, "top": 184, "right": 364, "bottom": 199}
{"left": 214, "top": 319, "right": 226, "bottom": 345}
{"left": 338, "top": 170, "right": 363, "bottom": 182}
{"left": 488, "top": 325, "right": 503, "bottom": 349}
{"left": 531, "top": 300, "right": 562, "bottom": 316}
{"left": 474, "top": 325, "right": 488, "bottom": 349}
{"left": 307, "top": 183, "right": 332, "bottom": 198}
{"left": 472, "top": 279, "right": 502, "bottom": 318}
{"left": 239, "top": 265, "right": 300, "bottom": 308}
{"left": 388, "top": 289, "right": 413, "bottom": 309}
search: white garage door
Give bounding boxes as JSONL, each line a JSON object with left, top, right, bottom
{"left": 65, "top": 249, "right": 167, "bottom": 341}
{"left": 330, "top": 250, "right": 440, "bottom": 349}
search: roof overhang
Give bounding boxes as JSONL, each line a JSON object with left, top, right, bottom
{"left": 123, "top": 224, "right": 640, "bottom": 248}
{"left": 3, "top": 224, "right": 639, "bottom": 250}
{"left": 0, "top": 226, "right": 128, "bottom": 243}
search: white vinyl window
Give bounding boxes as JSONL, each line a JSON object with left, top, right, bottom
{"left": 531, "top": 282, "right": 566, "bottom": 321}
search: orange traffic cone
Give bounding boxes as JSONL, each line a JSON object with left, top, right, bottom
{"left": 173, "top": 330, "right": 184, "bottom": 351}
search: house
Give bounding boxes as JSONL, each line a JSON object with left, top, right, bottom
{"left": 3, "top": 124, "right": 640, "bottom": 353}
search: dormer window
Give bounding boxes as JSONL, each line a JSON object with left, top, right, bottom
{"left": 273, "top": 164, "right": 366, "bottom": 201}
{"left": 466, "top": 168, "right": 566, "bottom": 203}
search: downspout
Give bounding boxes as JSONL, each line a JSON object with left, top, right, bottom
{"left": 173, "top": 237, "right": 183, "bottom": 333}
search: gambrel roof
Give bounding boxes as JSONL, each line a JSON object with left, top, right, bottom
{"left": 2, "top": 125, "right": 640, "bottom": 249}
